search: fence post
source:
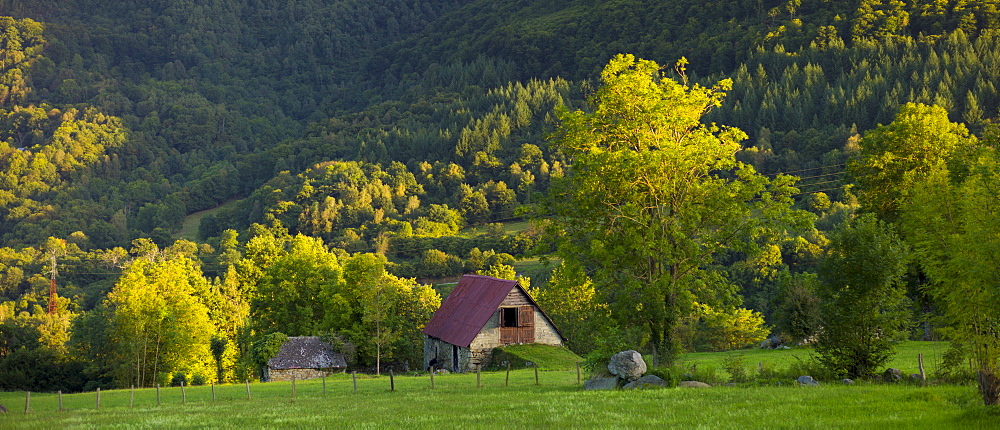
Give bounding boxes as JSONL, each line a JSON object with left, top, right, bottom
{"left": 476, "top": 366, "right": 481, "bottom": 388}
{"left": 156, "top": 384, "right": 161, "bottom": 406}
{"left": 58, "top": 390, "right": 64, "bottom": 412}
{"left": 322, "top": 374, "right": 327, "bottom": 395}
{"left": 291, "top": 375, "right": 296, "bottom": 400}
{"left": 245, "top": 379, "right": 251, "bottom": 400}
{"left": 181, "top": 381, "right": 186, "bottom": 405}
{"left": 919, "top": 354, "right": 927, "bottom": 385}
{"left": 130, "top": 386, "right": 134, "bottom": 408}
{"left": 505, "top": 362, "right": 511, "bottom": 387}
{"left": 534, "top": 362, "right": 539, "bottom": 385}
{"left": 211, "top": 383, "right": 216, "bottom": 402}
{"left": 390, "top": 369, "right": 395, "bottom": 392}
{"left": 577, "top": 362, "right": 582, "bottom": 385}
{"left": 430, "top": 366, "right": 435, "bottom": 389}
{"left": 352, "top": 371, "right": 358, "bottom": 393}
{"left": 96, "top": 387, "right": 101, "bottom": 410}
{"left": 24, "top": 391, "right": 30, "bottom": 414}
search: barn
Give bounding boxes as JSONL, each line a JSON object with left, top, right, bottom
{"left": 422, "top": 274, "right": 565, "bottom": 372}
{"left": 266, "top": 336, "right": 347, "bottom": 382}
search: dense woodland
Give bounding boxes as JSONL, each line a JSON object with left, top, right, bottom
{"left": 0, "top": 0, "right": 999, "bottom": 403}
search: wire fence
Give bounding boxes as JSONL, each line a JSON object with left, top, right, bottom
{"left": 8, "top": 364, "right": 585, "bottom": 415}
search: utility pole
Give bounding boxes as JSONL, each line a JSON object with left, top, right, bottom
{"left": 47, "top": 252, "right": 57, "bottom": 314}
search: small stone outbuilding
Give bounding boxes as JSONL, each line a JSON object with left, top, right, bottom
{"left": 422, "top": 274, "right": 565, "bottom": 372}
{"left": 266, "top": 336, "right": 347, "bottom": 382}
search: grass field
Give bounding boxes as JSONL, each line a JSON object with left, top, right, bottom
{"left": 1, "top": 368, "right": 996, "bottom": 428}
{"left": 173, "top": 199, "right": 239, "bottom": 241}
{"left": 677, "top": 341, "right": 953, "bottom": 383}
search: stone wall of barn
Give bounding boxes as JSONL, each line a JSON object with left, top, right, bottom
{"left": 269, "top": 368, "right": 336, "bottom": 382}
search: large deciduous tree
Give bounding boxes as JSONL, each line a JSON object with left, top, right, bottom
{"left": 848, "top": 103, "right": 978, "bottom": 222}
{"left": 901, "top": 155, "right": 1000, "bottom": 405}
{"left": 106, "top": 247, "right": 216, "bottom": 387}
{"left": 543, "top": 54, "right": 806, "bottom": 361}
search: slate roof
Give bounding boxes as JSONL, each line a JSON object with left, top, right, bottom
{"left": 267, "top": 336, "right": 347, "bottom": 370}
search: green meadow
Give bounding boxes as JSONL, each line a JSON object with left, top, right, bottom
{"left": 677, "top": 341, "right": 954, "bottom": 383}
{"left": 2, "top": 342, "right": 997, "bottom": 429}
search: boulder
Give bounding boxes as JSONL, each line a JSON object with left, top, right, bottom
{"left": 679, "top": 381, "right": 712, "bottom": 388}
{"left": 842, "top": 378, "right": 854, "bottom": 385}
{"left": 584, "top": 377, "right": 620, "bottom": 390}
{"left": 608, "top": 350, "right": 647, "bottom": 382}
{"left": 759, "top": 334, "right": 782, "bottom": 349}
{"left": 0, "top": 403, "right": 6, "bottom": 413}
{"left": 435, "top": 369, "right": 450, "bottom": 375}
{"left": 623, "top": 375, "right": 668, "bottom": 390}
{"left": 797, "top": 376, "right": 819, "bottom": 386}
{"left": 910, "top": 374, "right": 925, "bottom": 383}
{"left": 883, "top": 368, "right": 903, "bottom": 383}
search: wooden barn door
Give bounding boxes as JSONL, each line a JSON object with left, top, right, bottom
{"left": 500, "top": 308, "right": 517, "bottom": 345}
{"left": 518, "top": 306, "right": 535, "bottom": 343}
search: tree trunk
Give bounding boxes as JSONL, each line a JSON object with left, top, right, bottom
{"left": 977, "top": 370, "right": 1000, "bottom": 406}
{"left": 660, "top": 289, "right": 679, "bottom": 365}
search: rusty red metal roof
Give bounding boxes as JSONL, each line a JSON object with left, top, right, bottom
{"left": 422, "top": 275, "right": 518, "bottom": 347}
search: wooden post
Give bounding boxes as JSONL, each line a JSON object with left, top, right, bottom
{"left": 430, "top": 366, "right": 435, "bottom": 389}
{"left": 24, "top": 391, "right": 30, "bottom": 414}
{"left": 919, "top": 353, "right": 927, "bottom": 385}
{"left": 390, "top": 369, "right": 395, "bottom": 392}
{"left": 476, "top": 366, "right": 481, "bottom": 388}
{"left": 181, "top": 381, "right": 186, "bottom": 405}
{"left": 505, "top": 362, "right": 511, "bottom": 387}
{"left": 577, "top": 362, "right": 582, "bottom": 385}
{"left": 291, "top": 375, "right": 297, "bottom": 400}
{"left": 534, "top": 362, "right": 539, "bottom": 385}
{"left": 96, "top": 387, "right": 101, "bottom": 410}
{"left": 322, "top": 374, "right": 327, "bottom": 395}
{"left": 59, "top": 390, "right": 64, "bottom": 412}
{"left": 245, "top": 379, "right": 251, "bottom": 400}
{"left": 352, "top": 371, "right": 358, "bottom": 393}
{"left": 130, "top": 386, "right": 134, "bottom": 408}
{"left": 156, "top": 384, "right": 161, "bottom": 406}
{"left": 212, "top": 383, "right": 216, "bottom": 402}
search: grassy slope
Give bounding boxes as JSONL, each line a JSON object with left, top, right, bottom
{"left": 173, "top": 200, "right": 240, "bottom": 241}
{"left": 1, "top": 369, "right": 996, "bottom": 428}
{"left": 489, "top": 344, "right": 583, "bottom": 370}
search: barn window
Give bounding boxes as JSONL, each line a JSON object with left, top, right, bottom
{"left": 500, "top": 307, "right": 519, "bottom": 327}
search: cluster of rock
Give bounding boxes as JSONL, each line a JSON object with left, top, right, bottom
{"left": 584, "top": 350, "right": 711, "bottom": 390}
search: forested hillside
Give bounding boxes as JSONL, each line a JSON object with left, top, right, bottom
{"left": 1, "top": 0, "right": 999, "bottom": 401}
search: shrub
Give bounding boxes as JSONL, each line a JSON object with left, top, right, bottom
{"left": 191, "top": 374, "right": 207, "bottom": 386}
{"left": 646, "top": 366, "right": 679, "bottom": 387}
{"left": 723, "top": 354, "right": 749, "bottom": 383}
{"left": 170, "top": 372, "right": 187, "bottom": 387}
{"left": 690, "top": 303, "right": 770, "bottom": 352}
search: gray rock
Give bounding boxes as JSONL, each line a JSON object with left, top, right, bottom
{"left": 842, "top": 378, "right": 854, "bottom": 385}
{"left": 678, "top": 381, "right": 712, "bottom": 388}
{"left": 435, "top": 368, "right": 450, "bottom": 375}
{"left": 910, "top": 374, "right": 926, "bottom": 383}
{"left": 883, "top": 368, "right": 903, "bottom": 382}
{"left": 759, "top": 334, "right": 782, "bottom": 349}
{"left": 623, "top": 375, "right": 667, "bottom": 390}
{"left": 607, "top": 350, "right": 647, "bottom": 382}
{"left": 0, "top": 403, "right": 6, "bottom": 413}
{"left": 584, "top": 377, "right": 620, "bottom": 390}
{"left": 797, "top": 375, "right": 819, "bottom": 386}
